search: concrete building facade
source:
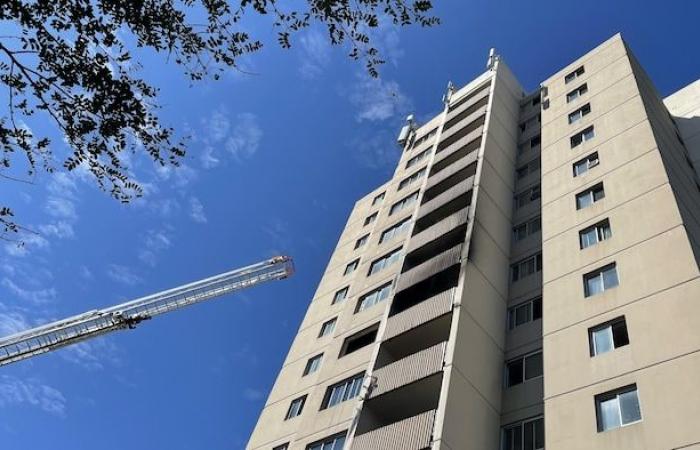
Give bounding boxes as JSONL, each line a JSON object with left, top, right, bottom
{"left": 247, "top": 34, "right": 700, "bottom": 450}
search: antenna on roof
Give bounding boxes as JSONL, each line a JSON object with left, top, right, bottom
{"left": 487, "top": 48, "right": 498, "bottom": 70}
{"left": 397, "top": 114, "right": 415, "bottom": 148}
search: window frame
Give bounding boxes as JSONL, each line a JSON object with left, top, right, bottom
{"left": 332, "top": 286, "right": 349, "bottom": 304}
{"left": 507, "top": 297, "right": 542, "bottom": 330}
{"left": 354, "top": 234, "right": 369, "bottom": 250}
{"left": 406, "top": 148, "right": 430, "bottom": 169}
{"left": 566, "top": 83, "right": 588, "bottom": 103}
{"left": 371, "top": 192, "right": 385, "bottom": 206}
{"left": 306, "top": 433, "right": 347, "bottom": 450}
{"left": 356, "top": 283, "right": 392, "bottom": 312}
{"left": 505, "top": 350, "right": 543, "bottom": 387}
{"left": 321, "top": 372, "right": 365, "bottom": 409}
{"left": 303, "top": 353, "right": 324, "bottom": 376}
{"left": 565, "top": 66, "right": 585, "bottom": 84}
{"left": 339, "top": 324, "right": 379, "bottom": 356}
{"left": 511, "top": 253, "right": 543, "bottom": 282}
{"left": 583, "top": 262, "right": 619, "bottom": 297}
{"left": 568, "top": 103, "right": 592, "bottom": 124}
{"left": 318, "top": 318, "right": 337, "bottom": 337}
{"left": 589, "top": 316, "right": 629, "bottom": 356}
{"left": 389, "top": 191, "right": 419, "bottom": 215}
{"left": 368, "top": 247, "right": 402, "bottom": 276}
{"left": 285, "top": 395, "right": 307, "bottom": 420}
{"left": 398, "top": 167, "right": 427, "bottom": 191}
{"left": 570, "top": 125, "right": 595, "bottom": 148}
{"left": 379, "top": 217, "right": 412, "bottom": 244}
{"left": 343, "top": 259, "right": 359, "bottom": 275}
{"left": 501, "top": 416, "right": 544, "bottom": 450}
{"left": 573, "top": 151, "right": 599, "bottom": 177}
{"left": 595, "top": 384, "right": 642, "bottom": 432}
{"left": 579, "top": 218, "right": 612, "bottom": 249}
{"left": 576, "top": 182, "right": 605, "bottom": 210}
{"left": 363, "top": 212, "right": 377, "bottom": 226}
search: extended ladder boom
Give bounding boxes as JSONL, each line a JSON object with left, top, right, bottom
{"left": 0, "top": 256, "right": 294, "bottom": 366}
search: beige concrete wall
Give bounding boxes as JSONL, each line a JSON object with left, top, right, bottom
{"left": 541, "top": 33, "right": 700, "bottom": 450}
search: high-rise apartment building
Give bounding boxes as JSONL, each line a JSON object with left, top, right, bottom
{"left": 247, "top": 34, "right": 700, "bottom": 450}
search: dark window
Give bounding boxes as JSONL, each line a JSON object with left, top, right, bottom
{"left": 584, "top": 263, "right": 619, "bottom": 297}
{"left": 354, "top": 234, "right": 369, "bottom": 250}
{"left": 506, "top": 351, "right": 543, "bottom": 387}
{"left": 590, "top": 317, "right": 629, "bottom": 356}
{"left": 568, "top": 103, "right": 592, "bottom": 124}
{"left": 570, "top": 126, "right": 595, "bottom": 147}
{"left": 321, "top": 373, "right": 364, "bottom": 409}
{"left": 511, "top": 253, "right": 543, "bottom": 282}
{"left": 579, "top": 219, "right": 612, "bottom": 249}
{"left": 576, "top": 183, "right": 605, "bottom": 210}
{"left": 285, "top": 395, "right": 306, "bottom": 420}
{"left": 372, "top": 192, "right": 385, "bottom": 206}
{"left": 332, "top": 286, "right": 349, "bottom": 304}
{"left": 339, "top": 324, "right": 379, "bottom": 357}
{"left": 596, "top": 385, "right": 642, "bottom": 432}
{"left": 567, "top": 83, "right": 588, "bottom": 102}
{"left": 364, "top": 212, "right": 377, "bottom": 226}
{"left": 565, "top": 66, "right": 585, "bottom": 83}
{"left": 306, "top": 433, "right": 347, "bottom": 450}
{"left": 502, "top": 417, "right": 544, "bottom": 450}
{"left": 508, "top": 297, "right": 543, "bottom": 330}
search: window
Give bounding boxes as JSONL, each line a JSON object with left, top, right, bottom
{"left": 332, "top": 286, "right": 349, "bottom": 304}
{"left": 515, "top": 185, "right": 541, "bottom": 209}
{"left": 406, "top": 148, "right": 430, "bottom": 169}
{"left": 565, "top": 66, "right": 585, "bottom": 83}
{"left": 318, "top": 318, "right": 337, "bottom": 337}
{"left": 516, "top": 157, "right": 541, "bottom": 180}
{"left": 590, "top": 317, "right": 629, "bottom": 356}
{"left": 303, "top": 354, "right": 323, "bottom": 376}
{"left": 513, "top": 216, "right": 541, "bottom": 241}
{"left": 584, "top": 263, "right": 619, "bottom": 297}
{"left": 596, "top": 385, "right": 642, "bottom": 432}
{"left": 321, "top": 373, "right": 364, "bottom": 409}
{"left": 285, "top": 395, "right": 306, "bottom": 420}
{"left": 411, "top": 127, "right": 438, "bottom": 149}
{"left": 339, "top": 324, "right": 379, "bottom": 356}
{"left": 372, "top": 192, "right": 385, "bottom": 206}
{"left": 389, "top": 191, "right": 419, "bottom": 215}
{"left": 530, "top": 134, "right": 541, "bottom": 148}
{"left": 368, "top": 248, "right": 402, "bottom": 275}
{"left": 380, "top": 218, "right": 412, "bottom": 243}
{"left": 273, "top": 444, "right": 289, "bottom": 450}
{"left": 307, "top": 433, "right": 347, "bottom": 450}
{"left": 508, "top": 297, "right": 542, "bottom": 330}
{"left": 398, "top": 167, "right": 426, "bottom": 190}
{"left": 502, "top": 417, "right": 544, "bottom": 450}
{"left": 567, "top": 83, "right": 588, "bottom": 103}
{"left": 356, "top": 283, "right": 392, "bottom": 312}
{"left": 532, "top": 96, "right": 541, "bottom": 107}
{"left": 343, "top": 259, "right": 359, "bottom": 275}
{"left": 505, "top": 351, "right": 543, "bottom": 387}
{"left": 519, "top": 114, "right": 540, "bottom": 132}
{"left": 568, "top": 103, "right": 591, "bottom": 124}
{"left": 571, "top": 125, "right": 595, "bottom": 147}
{"left": 363, "top": 212, "right": 377, "bottom": 226}
{"left": 579, "top": 219, "right": 612, "bottom": 249}
{"left": 576, "top": 183, "right": 605, "bottom": 210}
{"left": 511, "top": 253, "right": 542, "bottom": 282}
{"left": 354, "top": 234, "right": 369, "bottom": 250}
{"left": 573, "top": 152, "right": 599, "bottom": 176}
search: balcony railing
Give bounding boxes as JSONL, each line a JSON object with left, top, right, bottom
{"left": 417, "top": 180, "right": 474, "bottom": 224}
{"left": 351, "top": 409, "right": 436, "bottom": 450}
{"left": 370, "top": 342, "right": 446, "bottom": 398}
{"left": 396, "top": 244, "right": 462, "bottom": 293}
{"left": 384, "top": 288, "right": 454, "bottom": 340}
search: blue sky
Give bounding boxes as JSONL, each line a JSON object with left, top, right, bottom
{"left": 1, "top": 1, "right": 699, "bottom": 449}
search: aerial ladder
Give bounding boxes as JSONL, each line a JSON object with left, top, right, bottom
{"left": 0, "top": 255, "right": 294, "bottom": 366}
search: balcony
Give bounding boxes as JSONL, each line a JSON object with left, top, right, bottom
{"left": 430, "top": 136, "right": 481, "bottom": 177}
{"left": 447, "top": 81, "right": 491, "bottom": 114}
{"left": 417, "top": 180, "right": 474, "bottom": 226}
{"left": 437, "top": 114, "right": 486, "bottom": 153}
{"left": 370, "top": 341, "right": 446, "bottom": 398}
{"left": 407, "top": 207, "right": 469, "bottom": 254}
{"left": 442, "top": 95, "right": 489, "bottom": 132}
{"left": 396, "top": 244, "right": 462, "bottom": 292}
{"left": 352, "top": 409, "right": 436, "bottom": 450}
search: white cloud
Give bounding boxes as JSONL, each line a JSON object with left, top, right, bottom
{"left": 79, "top": 265, "right": 93, "bottom": 280}
{"left": 45, "top": 197, "right": 77, "bottom": 219}
{"left": 138, "top": 228, "right": 173, "bottom": 267}
{"left": 348, "top": 75, "right": 412, "bottom": 122}
{"left": 1, "top": 278, "right": 56, "bottom": 305}
{"left": 59, "top": 338, "right": 122, "bottom": 371}
{"left": 0, "top": 375, "right": 66, "bottom": 417}
{"left": 298, "top": 29, "right": 331, "bottom": 79}
{"left": 242, "top": 388, "right": 264, "bottom": 401}
{"left": 4, "top": 233, "right": 49, "bottom": 257}
{"left": 106, "top": 264, "right": 142, "bottom": 286}
{"left": 207, "top": 109, "right": 231, "bottom": 143}
{"left": 189, "top": 197, "right": 207, "bottom": 224}
{"left": 0, "top": 303, "right": 30, "bottom": 336}
{"left": 200, "top": 145, "right": 220, "bottom": 169}
{"left": 225, "top": 113, "right": 263, "bottom": 162}
{"left": 38, "top": 221, "right": 75, "bottom": 239}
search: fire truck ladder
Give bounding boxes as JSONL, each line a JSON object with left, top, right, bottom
{"left": 0, "top": 256, "right": 294, "bottom": 366}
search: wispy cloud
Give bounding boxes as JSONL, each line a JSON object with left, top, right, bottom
{"left": 0, "top": 375, "right": 66, "bottom": 417}
{"left": 1, "top": 278, "right": 56, "bottom": 305}
{"left": 347, "top": 130, "right": 400, "bottom": 171}
{"left": 199, "top": 108, "right": 263, "bottom": 167}
{"left": 0, "top": 303, "right": 30, "bottom": 336}
{"left": 225, "top": 113, "right": 263, "bottom": 162}
{"left": 298, "top": 28, "right": 331, "bottom": 79}
{"left": 189, "top": 197, "right": 208, "bottom": 224}
{"left": 59, "top": 338, "right": 122, "bottom": 371}
{"left": 106, "top": 264, "right": 142, "bottom": 286}
{"left": 347, "top": 74, "right": 412, "bottom": 122}
{"left": 242, "top": 387, "right": 264, "bottom": 401}
{"left": 38, "top": 221, "right": 75, "bottom": 239}
{"left": 137, "top": 228, "right": 173, "bottom": 267}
